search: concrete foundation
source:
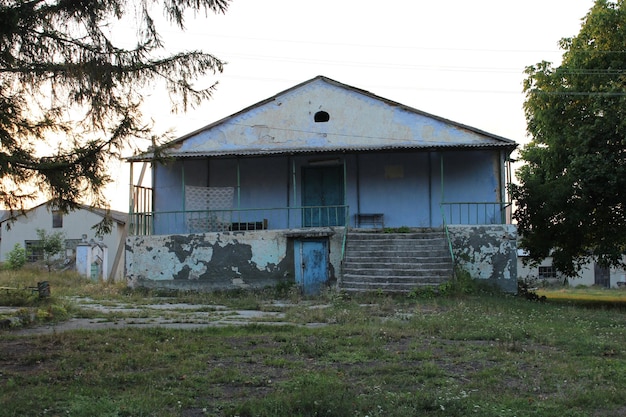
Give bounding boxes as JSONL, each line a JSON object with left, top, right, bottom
{"left": 448, "top": 225, "right": 518, "bottom": 293}
{"left": 125, "top": 228, "right": 344, "bottom": 291}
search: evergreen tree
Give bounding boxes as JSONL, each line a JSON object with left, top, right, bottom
{"left": 0, "top": 0, "right": 230, "bottom": 216}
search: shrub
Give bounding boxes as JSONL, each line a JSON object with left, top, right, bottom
{"left": 5, "top": 243, "right": 26, "bottom": 270}
{"left": 34, "top": 228, "right": 66, "bottom": 272}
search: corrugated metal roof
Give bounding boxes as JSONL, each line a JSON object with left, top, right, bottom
{"left": 130, "top": 141, "right": 515, "bottom": 161}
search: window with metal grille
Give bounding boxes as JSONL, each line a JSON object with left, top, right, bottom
{"left": 24, "top": 240, "right": 43, "bottom": 263}
{"left": 538, "top": 266, "right": 557, "bottom": 279}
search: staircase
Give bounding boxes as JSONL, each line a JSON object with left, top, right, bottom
{"left": 340, "top": 228, "right": 454, "bottom": 293}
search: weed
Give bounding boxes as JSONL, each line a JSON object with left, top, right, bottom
{"left": 518, "top": 280, "right": 547, "bottom": 301}
{"left": 383, "top": 226, "right": 412, "bottom": 233}
{"left": 408, "top": 285, "right": 437, "bottom": 299}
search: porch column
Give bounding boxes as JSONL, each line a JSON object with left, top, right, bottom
{"left": 356, "top": 154, "right": 361, "bottom": 225}
{"left": 440, "top": 152, "right": 446, "bottom": 227}
{"left": 343, "top": 160, "right": 347, "bottom": 204}
{"left": 292, "top": 157, "right": 297, "bottom": 203}
{"left": 292, "top": 157, "right": 297, "bottom": 228}
{"left": 181, "top": 160, "right": 186, "bottom": 212}
{"left": 236, "top": 158, "right": 241, "bottom": 208}
{"left": 428, "top": 152, "right": 432, "bottom": 227}
{"left": 440, "top": 153, "right": 445, "bottom": 203}
{"left": 128, "top": 161, "right": 134, "bottom": 220}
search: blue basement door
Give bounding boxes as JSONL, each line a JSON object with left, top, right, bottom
{"left": 294, "top": 239, "right": 328, "bottom": 296}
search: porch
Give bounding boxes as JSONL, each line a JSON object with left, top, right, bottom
{"left": 128, "top": 193, "right": 512, "bottom": 236}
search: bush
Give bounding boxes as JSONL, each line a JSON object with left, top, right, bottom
{"left": 5, "top": 243, "right": 26, "bottom": 270}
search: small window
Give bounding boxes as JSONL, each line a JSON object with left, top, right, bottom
{"left": 24, "top": 240, "right": 43, "bottom": 263}
{"left": 314, "top": 111, "right": 330, "bottom": 122}
{"left": 538, "top": 266, "right": 557, "bottom": 279}
{"left": 52, "top": 210, "right": 63, "bottom": 228}
{"left": 25, "top": 238, "right": 75, "bottom": 263}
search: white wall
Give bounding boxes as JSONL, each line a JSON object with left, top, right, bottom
{"left": 0, "top": 205, "right": 126, "bottom": 280}
{"left": 517, "top": 255, "right": 626, "bottom": 288}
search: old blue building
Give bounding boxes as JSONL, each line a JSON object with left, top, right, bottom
{"left": 126, "top": 76, "right": 518, "bottom": 293}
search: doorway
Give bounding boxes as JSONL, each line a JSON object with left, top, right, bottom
{"left": 594, "top": 263, "right": 610, "bottom": 288}
{"left": 294, "top": 239, "right": 328, "bottom": 295}
{"left": 301, "top": 165, "right": 344, "bottom": 227}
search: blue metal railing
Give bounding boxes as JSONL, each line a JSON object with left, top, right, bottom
{"left": 440, "top": 205, "right": 456, "bottom": 266}
{"left": 438, "top": 201, "right": 512, "bottom": 268}
{"left": 129, "top": 205, "right": 350, "bottom": 236}
{"left": 440, "top": 202, "right": 512, "bottom": 225}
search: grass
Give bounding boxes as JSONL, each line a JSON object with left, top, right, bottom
{"left": 538, "top": 286, "right": 626, "bottom": 303}
{"left": 2, "top": 270, "right": 626, "bottom": 416}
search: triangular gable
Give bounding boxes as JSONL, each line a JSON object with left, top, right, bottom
{"left": 130, "top": 75, "right": 516, "bottom": 160}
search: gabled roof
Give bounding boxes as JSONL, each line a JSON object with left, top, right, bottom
{"left": 0, "top": 202, "right": 127, "bottom": 225}
{"left": 129, "top": 75, "right": 516, "bottom": 161}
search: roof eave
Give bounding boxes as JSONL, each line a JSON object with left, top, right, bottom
{"left": 127, "top": 142, "right": 517, "bottom": 162}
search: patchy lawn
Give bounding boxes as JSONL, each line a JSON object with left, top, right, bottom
{"left": 2, "top": 279, "right": 626, "bottom": 416}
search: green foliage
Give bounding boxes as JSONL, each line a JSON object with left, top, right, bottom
{"left": 442, "top": 267, "right": 477, "bottom": 295}
{"left": 512, "top": 0, "right": 626, "bottom": 277}
{"left": 408, "top": 267, "right": 499, "bottom": 299}
{"left": 0, "top": 0, "right": 229, "bottom": 212}
{"left": 384, "top": 226, "right": 412, "bottom": 233}
{"left": 272, "top": 279, "right": 297, "bottom": 299}
{"left": 5, "top": 243, "right": 26, "bottom": 270}
{"left": 34, "top": 228, "right": 66, "bottom": 272}
{"left": 408, "top": 285, "right": 437, "bottom": 299}
{"left": 0, "top": 269, "right": 96, "bottom": 328}
{"left": 517, "top": 280, "right": 547, "bottom": 302}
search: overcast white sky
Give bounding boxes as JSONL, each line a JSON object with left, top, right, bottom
{"left": 109, "top": 0, "right": 597, "bottom": 209}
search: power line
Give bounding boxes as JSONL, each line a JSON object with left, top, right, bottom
{"left": 212, "top": 73, "right": 525, "bottom": 95}
{"left": 170, "top": 31, "right": 586, "bottom": 55}
{"left": 212, "top": 52, "right": 528, "bottom": 74}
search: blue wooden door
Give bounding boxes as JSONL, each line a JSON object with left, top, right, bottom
{"left": 294, "top": 239, "right": 328, "bottom": 295}
{"left": 302, "top": 166, "right": 344, "bottom": 227}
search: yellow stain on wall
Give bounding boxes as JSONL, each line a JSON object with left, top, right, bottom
{"left": 385, "top": 165, "right": 404, "bottom": 179}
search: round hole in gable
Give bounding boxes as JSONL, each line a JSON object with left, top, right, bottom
{"left": 314, "top": 111, "right": 330, "bottom": 122}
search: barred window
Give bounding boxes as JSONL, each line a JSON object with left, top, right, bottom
{"left": 538, "top": 266, "right": 557, "bottom": 279}
{"left": 24, "top": 240, "right": 43, "bottom": 263}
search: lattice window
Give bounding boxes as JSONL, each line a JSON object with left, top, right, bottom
{"left": 185, "top": 186, "right": 234, "bottom": 233}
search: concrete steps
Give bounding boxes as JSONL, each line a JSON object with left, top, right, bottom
{"left": 340, "top": 228, "right": 454, "bottom": 293}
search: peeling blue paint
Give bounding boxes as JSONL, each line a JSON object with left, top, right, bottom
{"left": 126, "top": 229, "right": 344, "bottom": 292}
{"left": 449, "top": 225, "right": 518, "bottom": 293}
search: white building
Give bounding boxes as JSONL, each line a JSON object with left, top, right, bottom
{"left": 0, "top": 202, "right": 127, "bottom": 280}
{"left": 517, "top": 250, "right": 626, "bottom": 288}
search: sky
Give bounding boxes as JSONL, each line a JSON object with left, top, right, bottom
{"left": 107, "top": 0, "right": 597, "bottom": 210}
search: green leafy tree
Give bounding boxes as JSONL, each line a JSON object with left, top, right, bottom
{"left": 512, "top": 0, "right": 626, "bottom": 276}
{"left": 0, "top": 0, "right": 230, "bottom": 219}
{"left": 34, "top": 228, "right": 66, "bottom": 272}
{"left": 5, "top": 243, "right": 26, "bottom": 270}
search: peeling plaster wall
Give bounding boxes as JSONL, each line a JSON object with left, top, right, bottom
{"left": 125, "top": 229, "right": 344, "bottom": 291}
{"left": 448, "top": 225, "right": 518, "bottom": 293}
